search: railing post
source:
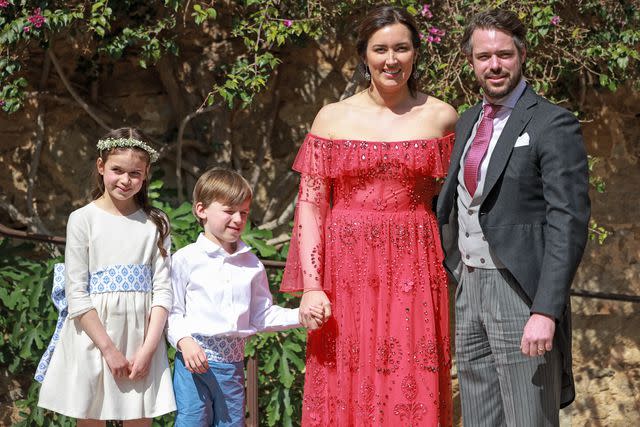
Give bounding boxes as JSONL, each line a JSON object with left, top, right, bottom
{"left": 246, "top": 354, "right": 259, "bottom": 426}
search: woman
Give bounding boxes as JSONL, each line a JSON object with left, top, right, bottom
{"left": 281, "top": 5, "right": 457, "bottom": 426}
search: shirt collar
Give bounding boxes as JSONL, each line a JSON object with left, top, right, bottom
{"left": 483, "top": 77, "right": 527, "bottom": 110}
{"left": 195, "top": 233, "right": 252, "bottom": 257}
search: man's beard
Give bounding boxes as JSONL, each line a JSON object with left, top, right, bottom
{"left": 481, "top": 70, "right": 522, "bottom": 100}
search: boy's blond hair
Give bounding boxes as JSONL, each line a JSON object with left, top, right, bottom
{"left": 192, "top": 168, "right": 253, "bottom": 226}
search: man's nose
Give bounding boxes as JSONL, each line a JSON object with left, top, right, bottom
{"left": 489, "top": 55, "right": 501, "bottom": 70}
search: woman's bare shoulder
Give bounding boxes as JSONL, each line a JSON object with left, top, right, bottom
{"left": 420, "top": 94, "right": 458, "bottom": 133}
{"left": 310, "top": 96, "right": 365, "bottom": 137}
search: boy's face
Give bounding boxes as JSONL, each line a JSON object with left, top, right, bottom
{"left": 195, "top": 198, "right": 251, "bottom": 253}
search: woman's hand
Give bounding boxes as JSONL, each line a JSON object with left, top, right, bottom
{"left": 178, "top": 337, "right": 209, "bottom": 374}
{"left": 299, "top": 290, "right": 331, "bottom": 330}
{"left": 103, "top": 347, "right": 131, "bottom": 379}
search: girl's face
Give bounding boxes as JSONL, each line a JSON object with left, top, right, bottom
{"left": 97, "top": 149, "right": 149, "bottom": 205}
{"left": 365, "top": 23, "right": 417, "bottom": 91}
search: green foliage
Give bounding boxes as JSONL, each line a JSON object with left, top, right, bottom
{"left": 1, "top": 1, "right": 638, "bottom": 112}
{"left": 0, "top": 239, "right": 73, "bottom": 426}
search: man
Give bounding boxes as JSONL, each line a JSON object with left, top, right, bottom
{"left": 436, "top": 9, "right": 590, "bottom": 427}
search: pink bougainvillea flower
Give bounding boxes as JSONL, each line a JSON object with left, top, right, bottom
{"left": 283, "top": 19, "right": 292, "bottom": 27}
{"left": 23, "top": 25, "right": 30, "bottom": 32}
{"left": 421, "top": 4, "right": 433, "bottom": 19}
{"left": 0, "top": 1, "right": 10, "bottom": 8}
{"left": 419, "top": 32, "right": 425, "bottom": 40}
{"left": 28, "top": 7, "right": 46, "bottom": 28}
{"left": 550, "top": 15, "right": 561, "bottom": 26}
{"left": 0, "top": 100, "right": 5, "bottom": 107}
{"left": 428, "top": 27, "right": 445, "bottom": 36}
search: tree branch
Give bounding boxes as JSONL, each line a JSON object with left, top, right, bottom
{"left": 48, "top": 50, "right": 112, "bottom": 131}
{"left": 26, "top": 48, "right": 53, "bottom": 235}
{"left": 176, "top": 102, "right": 224, "bottom": 203}
{"left": 250, "top": 71, "right": 281, "bottom": 191}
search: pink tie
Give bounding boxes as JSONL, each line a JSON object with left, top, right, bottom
{"left": 464, "top": 104, "right": 500, "bottom": 197}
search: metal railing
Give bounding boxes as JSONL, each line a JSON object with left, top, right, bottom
{"left": 1, "top": 223, "right": 639, "bottom": 426}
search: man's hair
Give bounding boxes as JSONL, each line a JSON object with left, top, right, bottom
{"left": 192, "top": 168, "right": 252, "bottom": 226}
{"left": 460, "top": 9, "right": 527, "bottom": 57}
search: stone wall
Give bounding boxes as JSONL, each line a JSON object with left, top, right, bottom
{"left": 0, "top": 31, "right": 638, "bottom": 425}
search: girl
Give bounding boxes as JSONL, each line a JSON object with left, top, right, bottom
{"left": 36, "top": 128, "right": 176, "bottom": 425}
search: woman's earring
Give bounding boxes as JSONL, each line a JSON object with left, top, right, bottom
{"left": 412, "top": 66, "right": 419, "bottom": 80}
{"left": 364, "top": 65, "right": 371, "bottom": 80}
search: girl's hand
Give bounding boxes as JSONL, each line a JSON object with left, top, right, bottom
{"left": 129, "top": 346, "right": 153, "bottom": 380}
{"left": 300, "top": 290, "right": 331, "bottom": 330}
{"left": 103, "top": 347, "right": 131, "bottom": 379}
{"left": 178, "top": 337, "right": 209, "bottom": 374}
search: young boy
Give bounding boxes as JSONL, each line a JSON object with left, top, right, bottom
{"left": 167, "top": 169, "right": 315, "bottom": 426}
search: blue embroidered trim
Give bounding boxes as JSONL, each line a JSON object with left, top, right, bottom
{"left": 192, "top": 334, "right": 246, "bottom": 364}
{"left": 89, "top": 264, "right": 153, "bottom": 294}
{"left": 34, "top": 263, "right": 153, "bottom": 383}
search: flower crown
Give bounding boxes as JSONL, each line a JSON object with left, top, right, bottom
{"left": 96, "top": 137, "right": 160, "bottom": 163}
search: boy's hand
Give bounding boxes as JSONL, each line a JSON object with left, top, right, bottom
{"left": 103, "top": 347, "right": 131, "bottom": 379}
{"left": 178, "top": 337, "right": 209, "bottom": 374}
{"left": 128, "top": 345, "right": 153, "bottom": 380}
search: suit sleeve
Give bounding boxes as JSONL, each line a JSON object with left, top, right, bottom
{"left": 532, "top": 108, "right": 590, "bottom": 319}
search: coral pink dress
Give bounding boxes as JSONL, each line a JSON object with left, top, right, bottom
{"left": 282, "top": 133, "right": 454, "bottom": 426}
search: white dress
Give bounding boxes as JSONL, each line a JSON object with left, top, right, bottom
{"left": 37, "top": 202, "right": 176, "bottom": 420}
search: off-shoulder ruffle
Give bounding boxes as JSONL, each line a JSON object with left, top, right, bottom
{"left": 292, "top": 132, "right": 454, "bottom": 178}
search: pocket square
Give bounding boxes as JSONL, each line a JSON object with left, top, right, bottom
{"left": 514, "top": 133, "right": 530, "bottom": 147}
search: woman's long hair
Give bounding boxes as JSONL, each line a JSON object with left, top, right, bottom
{"left": 93, "top": 128, "right": 170, "bottom": 258}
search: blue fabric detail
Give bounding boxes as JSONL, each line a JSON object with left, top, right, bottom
{"left": 192, "top": 335, "right": 246, "bottom": 364}
{"left": 34, "top": 263, "right": 153, "bottom": 383}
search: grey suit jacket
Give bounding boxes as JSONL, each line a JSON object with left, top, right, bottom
{"left": 436, "top": 85, "right": 590, "bottom": 408}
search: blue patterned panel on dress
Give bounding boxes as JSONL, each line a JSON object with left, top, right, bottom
{"left": 89, "top": 264, "right": 153, "bottom": 294}
{"left": 34, "top": 263, "right": 66, "bottom": 383}
{"left": 34, "top": 263, "right": 153, "bottom": 382}
{"left": 192, "top": 334, "right": 246, "bottom": 364}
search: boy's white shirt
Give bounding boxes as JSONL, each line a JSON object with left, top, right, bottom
{"left": 167, "top": 233, "right": 300, "bottom": 348}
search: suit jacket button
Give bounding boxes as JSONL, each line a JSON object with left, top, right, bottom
{"left": 465, "top": 232, "right": 470, "bottom": 237}
{"left": 465, "top": 255, "right": 470, "bottom": 259}
{"left": 480, "top": 258, "right": 486, "bottom": 264}
{"left": 467, "top": 210, "right": 473, "bottom": 215}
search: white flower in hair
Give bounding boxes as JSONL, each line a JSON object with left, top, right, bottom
{"left": 96, "top": 137, "right": 160, "bottom": 163}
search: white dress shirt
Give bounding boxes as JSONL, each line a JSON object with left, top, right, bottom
{"left": 167, "top": 234, "right": 300, "bottom": 348}
{"left": 456, "top": 78, "right": 527, "bottom": 268}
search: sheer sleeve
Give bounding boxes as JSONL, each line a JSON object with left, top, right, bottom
{"left": 280, "top": 135, "right": 332, "bottom": 293}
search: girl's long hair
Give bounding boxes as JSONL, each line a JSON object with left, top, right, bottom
{"left": 93, "top": 128, "right": 170, "bottom": 258}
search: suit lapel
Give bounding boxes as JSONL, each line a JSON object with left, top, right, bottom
{"left": 482, "top": 86, "right": 538, "bottom": 198}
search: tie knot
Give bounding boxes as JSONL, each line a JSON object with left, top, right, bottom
{"left": 483, "top": 103, "right": 500, "bottom": 119}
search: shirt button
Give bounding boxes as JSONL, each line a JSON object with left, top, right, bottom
{"left": 465, "top": 232, "right": 470, "bottom": 237}
{"left": 467, "top": 210, "right": 473, "bottom": 215}
{"left": 465, "top": 254, "right": 470, "bottom": 259}
{"left": 480, "top": 258, "right": 486, "bottom": 264}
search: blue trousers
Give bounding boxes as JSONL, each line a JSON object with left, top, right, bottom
{"left": 173, "top": 353, "right": 245, "bottom": 427}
